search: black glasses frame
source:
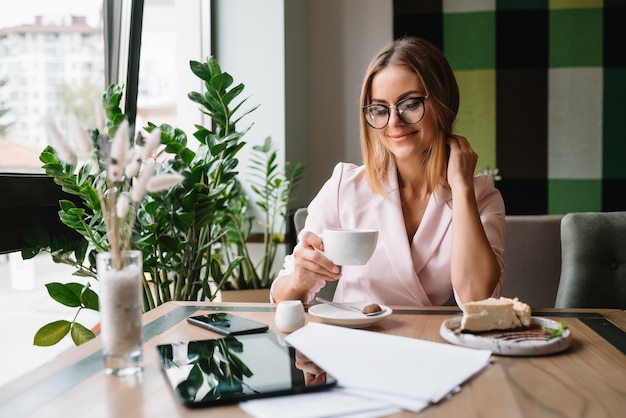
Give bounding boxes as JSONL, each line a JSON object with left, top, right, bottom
{"left": 362, "top": 96, "right": 428, "bottom": 129}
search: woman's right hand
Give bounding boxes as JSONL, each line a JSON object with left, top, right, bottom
{"left": 289, "top": 231, "right": 342, "bottom": 293}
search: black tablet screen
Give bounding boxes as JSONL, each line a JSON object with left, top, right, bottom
{"left": 156, "top": 332, "right": 337, "bottom": 408}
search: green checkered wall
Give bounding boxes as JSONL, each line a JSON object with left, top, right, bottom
{"left": 394, "top": 0, "right": 626, "bottom": 215}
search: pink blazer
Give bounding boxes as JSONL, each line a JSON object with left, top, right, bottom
{"left": 272, "top": 162, "right": 506, "bottom": 306}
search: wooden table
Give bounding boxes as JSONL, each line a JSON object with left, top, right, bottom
{"left": 1, "top": 302, "right": 625, "bottom": 417}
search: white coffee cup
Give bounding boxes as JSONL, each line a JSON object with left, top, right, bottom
{"left": 275, "top": 300, "right": 306, "bottom": 333}
{"left": 321, "top": 228, "right": 378, "bottom": 265}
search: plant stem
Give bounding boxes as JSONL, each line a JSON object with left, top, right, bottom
{"left": 142, "top": 278, "right": 155, "bottom": 312}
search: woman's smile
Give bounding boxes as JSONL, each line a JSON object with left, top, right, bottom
{"left": 387, "top": 129, "right": 417, "bottom": 143}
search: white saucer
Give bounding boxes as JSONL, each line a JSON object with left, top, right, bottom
{"left": 308, "top": 303, "right": 392, "bottom": 328}
{"left": 440, "top": 316, "right": 572, "bottom": 356}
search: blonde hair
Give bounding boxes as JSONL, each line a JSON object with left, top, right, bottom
{"left": 359, "top": 37, "right": 459, "bottom": 196}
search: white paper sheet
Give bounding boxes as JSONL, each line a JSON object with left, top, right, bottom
{"left": 285, "top": 322, "right": 491, "bottom": 406}
{"left": 240, "top": 388, "right": 401, "bottom": 418}
{"left": 340, "top": 387, "right": 430, "bottom": 412}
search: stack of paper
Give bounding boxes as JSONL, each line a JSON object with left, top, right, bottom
{"left": 241, "top": 322, "right": 491, "bottom": 417}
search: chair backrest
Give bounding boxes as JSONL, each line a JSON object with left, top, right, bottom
{"left": 555, "top": 212, "right": 626, "bottom": 309}
{"left": 502, "top": 215, "right": 563, "bottom": 308}
{"left": 294, "top": 207, "right": 308, "bottom": 236}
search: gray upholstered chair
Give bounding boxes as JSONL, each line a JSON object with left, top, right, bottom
{"left": 293, "top": 207, "right": 308, "bottom": 236}
{"left": 293, "top": 207, "right": 338, "bottom": 303}
{"left": 502, "top": 215, "right": 563, "bottom": 308}
{"left": 555, "top": 211, "right": 626, "bottom": 309}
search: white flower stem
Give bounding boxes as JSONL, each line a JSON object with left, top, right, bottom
{"left": 122, "top": 201, "right": 140, "bottom": 252}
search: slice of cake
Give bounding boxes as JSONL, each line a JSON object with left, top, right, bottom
{"left": 461, "top": 297, "right": 531, "bottom": 332}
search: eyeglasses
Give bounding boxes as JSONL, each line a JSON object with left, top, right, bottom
{"left": 362, "top": 96, "right": 428, "bottom": 129}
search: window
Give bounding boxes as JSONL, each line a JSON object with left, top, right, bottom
{"left": 0, "top": 0, "right": 211, "bottom": 386}
{"left": 0, "top": 0, "right": 210, "bottom": 252}
{"left": 0, "top": 0, "right": 104, "bottom": 251}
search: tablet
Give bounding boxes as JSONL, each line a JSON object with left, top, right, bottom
{"left": 156, "top": 332, "right": 337, "bottom": 408}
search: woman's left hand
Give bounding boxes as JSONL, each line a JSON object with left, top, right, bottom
{"left": 446, "top": 135, "right": 478, "bottom": 191}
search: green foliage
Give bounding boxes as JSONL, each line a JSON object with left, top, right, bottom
{"left": 32, "top": 282, "right": 98, "bottom": 346}
{"left": 223, "top": 136, "right": 304, "bottom": 289}
{"left": 23, "top": 56, "right": 304, "bottom": 347}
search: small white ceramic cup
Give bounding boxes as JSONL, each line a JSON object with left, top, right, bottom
{"left": 321, "top": 228, "right": 378, "bottom": 265}
{"left": 275, "top": 300, "right": 306, "bottom": 333}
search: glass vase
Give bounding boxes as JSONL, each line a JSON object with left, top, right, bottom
{"left": 97, "top": 250, "right": 143, "bottom": 376}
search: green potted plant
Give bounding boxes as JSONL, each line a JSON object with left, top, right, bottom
{"left": 23, "top": 56, "right": 303, "bottom": 346}
{"left": 166, "top": 57, "right": 303, "bottom": 300}
{"left": 219, "top": 136, "right": 304, "bottom": 301}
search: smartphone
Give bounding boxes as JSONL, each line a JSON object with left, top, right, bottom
{"left": 187, "top": 313, "right": 269, "bottom": 336}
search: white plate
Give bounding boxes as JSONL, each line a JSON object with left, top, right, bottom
{"left": 308, "top": 303, "right": 392, "bottom": 328}
{"left": 440, "top": 316, "right": 572, "bottom": 356}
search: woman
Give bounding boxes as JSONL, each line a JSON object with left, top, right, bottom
{"left": 271, "top": 37, "right": 505, "bottom": 307}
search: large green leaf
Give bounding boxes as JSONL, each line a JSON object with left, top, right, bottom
{"left": 188, "top": 91, "right": 209, "bottom": 109}
{"left": 39, "top": 150, "right": 60, "bottom": 164}
{"left": 21, "top": 247, "right": 40, "bottom": 260}
{"left": 59, "top": 199, "right": 78, "bottom": 212}
{"left": 46, "top": 282, "right": 82, "bottom": 307}
{"left": 68, "top": 282, "right": 100, "bottom": 311}
{"left": 210, "top": 72, "right": 234, "bottom": 93}
{"left": 70, "top": 322, "right": 96, "bottom": 345}
{"left": 189, "top": 59, "right": 212, "bottom": 82}
{"left": 34, "top": 320, "right": 71, "bottom": 346}
{"left": 222, "top": 83, "right": 244, "bottom": 107}
{"left": 206, "top": 56, "right": 221, "bottom": 77}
